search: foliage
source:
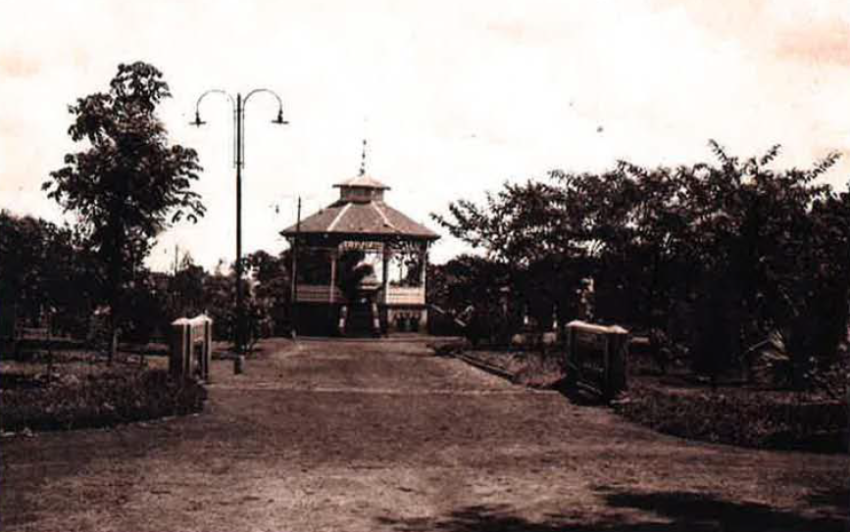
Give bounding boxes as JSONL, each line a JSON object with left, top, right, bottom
{"left": 0, "top": 367, "right": 206, "bottom": 432}
{"left": 0, "top": 211, "right": 99, "bottom": 338}
{"left": 433, "top": 141, "right": 850, "bottom": 390}
{"left": 244, "top": 250, "right": 291, "bottom": 336}
{"left": 168, "top": 254, "right": 207, "bottom": 317}
{"left": 200, "top": 270, "right": 241, "bottom": 343}
{"left": 43, "top": 62, "right": 205, "bottom": 361}
{"left": 614, "top": 380, "right": 847, "bottom": 452}
{"left": 335, "top": 249, "right": 374, "bottom": 302}
{"left": 427, "top": 255, "right": 518, "bottom": 345}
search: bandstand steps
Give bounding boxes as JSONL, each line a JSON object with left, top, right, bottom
{"left": 345, "top": 303, "right": 378, "bottom": 337}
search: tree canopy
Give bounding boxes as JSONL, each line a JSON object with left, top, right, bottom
{"left": 433, "top": 141, "right": 849, "bottom": 389}
{"left": 43, "top": 61, "right": 205, "bottom": 360}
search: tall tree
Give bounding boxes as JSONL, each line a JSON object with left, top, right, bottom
{"left": 44, "top": 62, "right": 205, "bottom": 362}
{"left": 244, "top": 250, "right": 292, "bottom": 335}
{"left": 435, "top": 141, "right": 846, "bottom": 388}
{"left": 0, "top": 212, "right": 93, "bottom": 330}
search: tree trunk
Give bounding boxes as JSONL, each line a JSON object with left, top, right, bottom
{"left": 107, "top": 295, "right": 119, "bottom": 365}
{"left": 106, "top": 209, "right": 124, "bottom": 366}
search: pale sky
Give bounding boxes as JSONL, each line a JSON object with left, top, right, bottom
{"left": 2, "top": 0, "right": 850, "bottom": 271}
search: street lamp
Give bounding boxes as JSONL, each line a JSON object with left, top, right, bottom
{"left": 192, "top": 89, "right": 288, "bottom": 364}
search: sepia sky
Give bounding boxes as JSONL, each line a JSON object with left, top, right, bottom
{"left": 1, "top": 0, "right": 850, "bottom": 271}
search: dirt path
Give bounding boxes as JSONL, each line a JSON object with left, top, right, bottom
{"left": 1, "top": 337, "right": 847, "bottom": 531}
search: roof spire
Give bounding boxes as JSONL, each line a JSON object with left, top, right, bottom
{"left": 359, "top": 139, "right": 367, "bottom": 177}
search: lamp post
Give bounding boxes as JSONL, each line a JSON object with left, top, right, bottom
{"left": 192, "top": 89, "right": 287, "bottom": 363}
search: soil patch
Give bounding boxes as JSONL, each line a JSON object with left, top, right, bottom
{"left": 454, "top": 345, "right": 849, "bottom": 453}
{"left": 1, "top": 338, "right": 846, "bottom": 531}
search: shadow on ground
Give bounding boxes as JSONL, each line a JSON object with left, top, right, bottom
{"left": 806, "top": 484, "right": 850, "bottom": 516}
{"left": 550, "top": 377, "right": 609, "bottom": 407}
{"left": 377, "top": 489, "right": 848, "bottom": 532}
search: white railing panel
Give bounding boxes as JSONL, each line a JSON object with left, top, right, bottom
{"left": 383, "top": 286, "right": 425, "bottom": 305}
{"left": 295, "top": 284, "right": 344, "bottom": 303}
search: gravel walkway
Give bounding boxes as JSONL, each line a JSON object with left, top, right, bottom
{"left": 1, "top": 337, "right": 846, "bottom": 531}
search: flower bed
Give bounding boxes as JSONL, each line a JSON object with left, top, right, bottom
{"left": 613, "top": 380, "right": 848, "bottom": 453}
{"left": 439, "top": 341, "right": 848, "bottom": 453}
{"left": 0, "top": 368, "right": 206, "bottom": 432}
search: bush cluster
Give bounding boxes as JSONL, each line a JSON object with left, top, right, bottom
{"left": 0, "top": 368, "right": 206, "bottom": 432}
{"left": 613, "top": 381, "right": 848, "bottom": 452}
{"left": 433, "top": 143, "right": 850, "bottom": 391}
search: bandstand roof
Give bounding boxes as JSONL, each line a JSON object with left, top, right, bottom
{"left": 283, "top": 141, "right": 439, "bottom": 241}
{"left": 281, "top": 194, "right": 439, "bottom": 240}
{"left": 282, "top": 153, "right": 440, "bottom": 243}
{"left": 333, "top": 174, "right": 390, "bottom": 190}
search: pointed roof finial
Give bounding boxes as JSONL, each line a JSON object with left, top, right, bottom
{"left": 359, "top": 139, "right": 367, "bottom": 177}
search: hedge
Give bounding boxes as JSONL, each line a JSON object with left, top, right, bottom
{"left": 614, "top": 381, "right": 848, "bottom": 453}
{"left": 0, "top": 368, "right": 206, "bottom": 432}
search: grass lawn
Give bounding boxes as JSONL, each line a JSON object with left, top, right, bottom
{"left": 0, "top": 343, "right": 205, "bottom": 433}
{"left": 448, "top": 340, "right": 848, "bottom": 453}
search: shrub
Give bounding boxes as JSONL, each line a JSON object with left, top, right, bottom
{"left": 0, "top": 368, "right": 206, "bottom": 432}
{"left": 614, "top": 381, "right": 848, "bottom": 452}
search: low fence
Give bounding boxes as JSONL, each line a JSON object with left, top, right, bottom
{"left": 564, "top": 320, "right": 629, "bottom": 401}
{"left": 170, "top": 314, "right": 212, "bottom": 381}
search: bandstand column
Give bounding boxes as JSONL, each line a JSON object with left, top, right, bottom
{"left": 419, "top": 242, "right": 429, "bottom": 331}
{"left": 329, "top": 248, "right": 337, "bottom": 304}
{"left": 419, "top": 243, "right": 428, "bottom": 289}
{"left": 382, "top": 243, "right": 390, "bottom": 304}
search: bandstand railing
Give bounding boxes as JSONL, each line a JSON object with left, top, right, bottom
{"left": 294, "top": 284, "right": 344, "bottom": 303}
{"left": 381, "top": 286, "right": 425, "bottom": 305}
{"left": 293, "top": 284, "right": 425, "bottom": 305}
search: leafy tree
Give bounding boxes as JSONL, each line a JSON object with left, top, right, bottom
{"left": 202, "top": 270, "right": 239, "bottom": 342}
{"left": 0, "top": 211, "right": 98, "bottom": 339}
{"left": 426, "top": 255, "right": 516, "bottom": 345}
{"left": 0, "top": 212, "right": 53, "bottom": 329}
{"left": 434, "top": 180, "right": 589, "bottom": 332}
{"left": 666, "top": 142, "right": 842, "bottom": 385}
{"left": 169, "top": 253, "right": 207, "bottom": 318}
{"left": 44, "top": 62, "right": 205, "bottom": 362}
{"left": 434, "top": 140, "right": 847, "bottom": 389}
{"left": 244, "top": 250, "right": 292, "bottom": 335}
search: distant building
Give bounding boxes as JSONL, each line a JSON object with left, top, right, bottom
{"left": 281, "top": 143, "right": 439, "bottom": 335}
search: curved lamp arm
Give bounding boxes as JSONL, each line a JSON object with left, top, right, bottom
{"left": 191, "top": 89, "right": 235, "bottom": 126}
{"left": 244, "top": 88, "right": 288, "bottom": 124}
{"left": 241, "top": 88, "right": 288, "bottom": 167}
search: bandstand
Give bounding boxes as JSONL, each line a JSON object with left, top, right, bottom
{"left": 281, "top": 148, "right": 439, "bottom": 336}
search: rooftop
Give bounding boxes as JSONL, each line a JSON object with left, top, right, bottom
{"left": 281, "top": 141, "right": 438, "bottom": 241}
